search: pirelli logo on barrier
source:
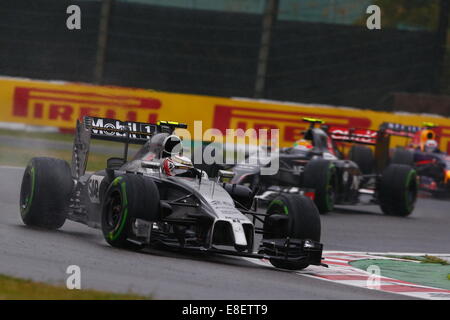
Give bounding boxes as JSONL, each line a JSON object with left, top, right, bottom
{"left": 11, "top": 87, "right": 162, "bottom": 126}
{"left": 1, "top": 77, "right": 450, "bottom": 152}
{"left": 212, "top": 105, "right": 372, "bottom": 142}
{"left": 211, "top": 105, "right": 450, "bottom": 152}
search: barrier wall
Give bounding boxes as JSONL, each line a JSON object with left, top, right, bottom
{"left": 0, "top": 77, "right": 449, "bottom": 152}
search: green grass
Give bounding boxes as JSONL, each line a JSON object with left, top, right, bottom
{"left": 0, "top": 145, "right": 108, "bottom": 172}
{"left": 0, "top": 128, "right": 140, "bottom": 171}
{"left": 386, "top": 255, "right": 449, "bottom": 265}
{"left": 0, "top": 274, "right": 148, "bottom": 300}
{"left": 0, "top": 128, "right": 75, "bottom": 143}
{"left": 421, "top": 255, "right": 449, "bottom": 265}
{"left": 0, "top": 128, "right": 134, "bottom": 148}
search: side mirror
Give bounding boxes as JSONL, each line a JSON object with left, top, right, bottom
{"left": 107, "top": 157, "right": 125, "bottom": 169}
{"left": 222, "top": 183, "right": 253, "bottom": 208}
{"left": 218, "top": 170, "right": 235, "bottom": 183}
{"left": 141, "top": 161, "right": 161, "bottom": 170}
{"left": 310, "top": 150, "right": 323, "bottom": 157}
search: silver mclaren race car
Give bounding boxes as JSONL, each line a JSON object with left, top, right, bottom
{"left": 19, "top": 117, "right": 324, "bottom": 270}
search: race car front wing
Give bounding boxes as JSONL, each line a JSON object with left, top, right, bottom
{"left": 152, "top": 236, "right": 326, "bottom": 267}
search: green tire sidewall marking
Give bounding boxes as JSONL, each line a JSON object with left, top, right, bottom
{"left": 268, "top": 199, "right": 289, "bottom": 215}
{"left": 108, "top": 180, "right": 129, "bottom": 241}
{"left": 112, "top": 176, "right": 123, "bottom": 186}
{"left": 404, "top": 169, "right": 417, "bottom": 212}
{"left": 21, "top": 166, "right": 35, "bottom": 218}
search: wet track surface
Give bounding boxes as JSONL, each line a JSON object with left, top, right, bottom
{"left": 0, "top": 166, "right": 449, "bottom": 299}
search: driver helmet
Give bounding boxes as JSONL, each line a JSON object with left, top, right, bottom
{"left": 293, "top": 139, "right": 313, "bottom": 151}
{"left": 424, "top": 139, "right": 438, "bottom": 153}
{"left": 162, "top": 155, "right": 194, "bottom": 176}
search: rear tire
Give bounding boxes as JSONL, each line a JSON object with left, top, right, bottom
{"left": 101, "top": 174, "right": 160, "bottom": 250}
{"left": 391, "top": 148, "right": 414, "bottom": 166}
{"left": 302, "top": 159, "right": 337, "bottom": 214}
{"left": 20, "top": 157, "right": 73, "bottom": 229}
{"left": 349, "top": 145, "right": 374, "bottom": 174}
{"left": 378, "top": 164, "right": 417, "bottom": 216}
{"left": 264, "top": 194, "right": 321, "bottom": 270}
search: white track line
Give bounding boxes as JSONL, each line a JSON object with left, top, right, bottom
{"left": 0, "top": 165, "right": 24, "bottom": 170}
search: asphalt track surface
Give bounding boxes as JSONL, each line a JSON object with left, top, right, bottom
{"left": 0, "top": 166, "right": 449, "bottom": 299}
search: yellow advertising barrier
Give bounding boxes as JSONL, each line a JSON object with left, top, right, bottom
{"left": 0, "top": 77, "right": 449, "bottom": 152}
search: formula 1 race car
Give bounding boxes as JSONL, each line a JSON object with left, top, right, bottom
{"left": 19, "top": 117, "right": 324, "bottom": 270}
{"left": 232, "top": 118, "right": 418, "bottom": 216}
{"left": 379, "top": 122, "right": 450, "bottom": 196}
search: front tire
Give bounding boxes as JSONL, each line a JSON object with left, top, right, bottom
{"left": 101, "top": 174, "right": 160, "bottom": 250}
{"left": 263, "top": 194, "right": 321, "bottom": 270}
{"left": 20, "top": 157, "right": 73, "bottom": 229}
{"left": 378, "top": 164, "right": 418, "bottom": 216}
{"left": 391, "top": 148, "right": 414, "bottom": 166}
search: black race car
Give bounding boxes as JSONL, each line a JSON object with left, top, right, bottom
{"left": 232, "top": 118, "right": 418, "bottom": 216}
{"left": 19, "top": 116, "right": 324, "bottom": 270}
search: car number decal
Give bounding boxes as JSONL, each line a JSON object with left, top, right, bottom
{"left": 88, "top": 175, "right": 104, "bottom": 204}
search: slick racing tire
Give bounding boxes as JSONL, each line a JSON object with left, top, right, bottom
{"left": 20, "top": 157, "right": 73, "bottom": 229}
{"left": 349, "top": 145, "right": 374, "bottom": 175}
{"left": 302, "top": 159, "right": 337, "bottom": 214}
{"left": 101, "top": 174, "right": 160, "bottom": 250}
{"left": 378, "top": 164, "right": 418, "bottom": 217}
{"left": 263, "top": 194, "right": 321, "bottom": 270}
{"left": 391, "top": 148, "right": 414, "bottom": 166}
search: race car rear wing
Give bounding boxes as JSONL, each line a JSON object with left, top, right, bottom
{"left": 85, "top": 117, "right": 187, "bottom": 144}
{"left": 326, "top": 127, "right": 379, "bottom": 145}
{"left": 324, "top": 125, "right": 391, "bottom": 174}
{"left": 71, "top": 116, "right": 187, "bottom": 178}
{"left": 378, "top": 122, "right": 421, "bottom": 138}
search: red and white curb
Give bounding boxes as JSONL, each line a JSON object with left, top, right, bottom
{"left": 247, "top": 251, "right": 450, "bottom": 300}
